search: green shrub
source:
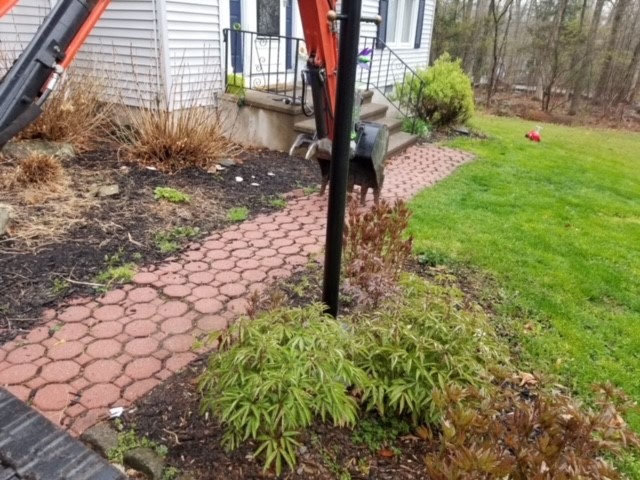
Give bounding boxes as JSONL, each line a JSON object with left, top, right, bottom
{"left": 394, "top": 53, "right": 474, "bottom": 128}
{"left": 226, "top": 73, "right": 246, "bottom": 97}
{"left": 198, "top": 304, "right": 368, "bottom": 475}
{"left": 352, "top": 275, "right": 505, "bottom": 425}
{"left": 402, "top": 117, "right": 430, "bottom": 138}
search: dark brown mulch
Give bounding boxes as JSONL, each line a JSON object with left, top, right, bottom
{"left": 125, "top": 355, "right": 428, "bottom": 480}
{"left": 0, "top": 145, "right": 321, "bottom": 344}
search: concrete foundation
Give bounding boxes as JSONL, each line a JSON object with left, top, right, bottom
{"left": 218, "top": 91, "right": 302, "bottom": 152}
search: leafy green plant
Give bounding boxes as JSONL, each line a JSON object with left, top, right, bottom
{"left": 394, "top": 53, "right": 474, "bottom": 128}
{"left": 422, "top": 380, "right": 640, "bottom": 479}
{"left": 267, "top": 195, "right": 287, "bottom": 209}
{"left": 154, "top": 186, "right": 191, "bottom": 204}
{"left": 154, "top": 226, "right": 200, "bottom": 253}
{"left": 227, "top": 73, "right": 246, "bottom": 97}
{"left": 94, "top": 248, "right": 136, "bottom": 292}
{"left": 107, "top": 428, "right": 168, "bottom": 464}
{"left": 226, "top": 206, "right": 249, "bottom": 222}
{"left": 402, "top": 117, "right": 430, "bottom": 138}
{"left": 94, "top": 264, "right": 135, "bottom": 292}
{"left": 162, "top": 466, "right": 180, "bottom": 480}
{"left": 342, "top": 199, "right": 413, "bottom": 309}
{"left": 199, "top": 304, "right": 368, "bottom": 475}
{"left": 303, "top": 185, "right": 320, "bottom": 196}
{"left": 50, "top": 277, "right": 70, "bottom": 296}
{"left": 352, "top": 275, "right": 506, "bottom": 425}
{"left": 352, "top": 416, "right": 410, "bottom": 453}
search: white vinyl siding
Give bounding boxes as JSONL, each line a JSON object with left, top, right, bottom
{"left": 165, "top": 0, "right": 222, "bottom": 109}
{"left": 360, "top": 0, "right": 435, "bottom": 89}
{"left": 74, "top": 0, "right": 162, "bottom": 106}
{"left": 0, "top": 0, "right": 50, "bottom": 70}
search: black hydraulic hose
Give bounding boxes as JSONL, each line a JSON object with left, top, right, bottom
{"left": 301, "top": 69, "right": 314, "bottom": 117}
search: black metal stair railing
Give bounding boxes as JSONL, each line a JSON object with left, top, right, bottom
{"left": 222, "top": 29, "right": 428, "bottom": 123}
{"left": 223, "top": 28, "right": 305, "bottom": 105}
{"left": 356, "top": 36, "right": 428, "bottom": 122}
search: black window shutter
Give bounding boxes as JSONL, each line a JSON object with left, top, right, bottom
{"left": 377, "top": 0, "right": 389, "bottom": 49}
{"left": 415, "top": 0, "right": 426, "bottom": 48}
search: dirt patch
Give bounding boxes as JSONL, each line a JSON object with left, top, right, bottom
{"left": 0, "top": 144, "right": 321, "bottom": 344}
{"left": 480, "top": 88, "right": 640, "bottom": 132}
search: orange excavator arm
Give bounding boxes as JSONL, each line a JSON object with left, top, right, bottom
{"left": 0, "top": 0, "right": 111, "bottom": 147}
{"left": 297, "top": 0, "right": 339, "bottom": 139}
{"left": 0, "top": 0, "right": 19, "bottom": 17}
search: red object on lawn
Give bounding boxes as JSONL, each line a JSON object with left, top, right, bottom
{"left": 525, "top": 130, "right": 542, "bottom": 142}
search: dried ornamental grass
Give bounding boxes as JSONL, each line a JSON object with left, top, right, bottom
{"left": 18, "top": 68, "right": 113, "bottom": 151}
{"left": 12, "top": 152, "right": 63, "bottom": 186}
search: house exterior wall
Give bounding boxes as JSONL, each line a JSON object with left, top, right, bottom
{"left": 0, "top": 0, "right": 49, "bottom": 65}
{"left": 0, "top": 0, "right": 433, "bottom": 109}
{"left": 75, "top": 0, "right": 163, "bottom": 106}
{"left": 164, "top": 0, "right": 223, "bottom": 109}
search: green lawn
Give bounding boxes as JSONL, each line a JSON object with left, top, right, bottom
{"left": 408, "top": 115, "right": 640, "bottom": 428}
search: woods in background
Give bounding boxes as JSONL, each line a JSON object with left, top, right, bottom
{"left": 430, "top": 0, "right": 640, "bottom": 114}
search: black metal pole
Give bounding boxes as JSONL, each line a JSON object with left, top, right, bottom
{"left": 322, "top": 0, "right": 363, "bottom": 318}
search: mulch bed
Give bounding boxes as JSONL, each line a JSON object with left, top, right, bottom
{"left": 0, "top": 144, "right": 320, "bottom": 344}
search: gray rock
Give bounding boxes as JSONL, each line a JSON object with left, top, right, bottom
{"left": 3, "top": 139, "right": 75, "bottom": 160}
{"left": 218, "top": 157, "right": 237, "bottom": 167}
{"left": 123, "top": 447, "right": 165, "bottom": 480}
{"left": 0, "top": 204, "right": 10, "bottom": 236}
{"left": 80, "top": 423, "right": 119, "bottom": 458}
{"left": 97, "top": 184, "right": 120, "bottom": 197}
{"left": 453, "top": 125, "right": 471, "bottom": 136}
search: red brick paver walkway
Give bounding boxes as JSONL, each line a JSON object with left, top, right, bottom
{"left": 0, "top": 145, "right": 473, "bottom": 435}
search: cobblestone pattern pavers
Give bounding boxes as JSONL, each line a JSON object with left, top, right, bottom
{"left": 0, "top": 146, "right": 472, "bottom": 435}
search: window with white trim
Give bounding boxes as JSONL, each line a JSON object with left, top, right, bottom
{"left": 386, "top": 0, "right": 419, "bottom": 47}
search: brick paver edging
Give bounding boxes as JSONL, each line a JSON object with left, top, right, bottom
{"left": 0, "top": 145, "right": 473, "bottom": 435}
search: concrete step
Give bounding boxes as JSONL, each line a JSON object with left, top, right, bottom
{"left": 373, "top": 115, "right": 404, "bottom": 134}
{"left": 387, "top": 130, "right": 418, "bottom": 157}
{"left": 294, "top": 102, "right": 388, "bottom": 134}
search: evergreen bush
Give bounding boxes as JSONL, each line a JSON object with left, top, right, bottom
{"left": 394, "top": 53, "right": 475, "bottom": 128}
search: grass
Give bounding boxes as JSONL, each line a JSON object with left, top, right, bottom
{"left": 18, "top": 66, "right": 113, "bottom": 151}
{"left": 114, "top": 75, "right": 240, "bottom": 172}
{"left": 267, "top": 195, "right": 287, "bottom": 209}
{"left": 154, "top": 186, "right": 191, "bottom": 204}
{"left": 94, "top": 264, "right": 135, "bottom": 292}
{"left": 227, "top": 206, "right": 249, "bottom": 222}
{"left": 12, "top": 152, "right": 63, "bottom": 186}
{"left": 408, "top": 115, "right": 640, "bottom": 429}
{"left": 154, "top": 226, "right": 200, "bottom": 253}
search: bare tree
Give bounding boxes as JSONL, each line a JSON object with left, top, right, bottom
{"left": 486, "top": 0, "right": 515, "bottom": 106}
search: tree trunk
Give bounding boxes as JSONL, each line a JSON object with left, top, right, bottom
{"left": 486, "top": 0, "right": 514, "bottom": 107}
{"left": 618, "top": 37, "right": 640, "bottom": 103}
{"left": 568, "top": 0, "right": 591, "bottom": 115}
{"left": 541, "top": 0, "right": 569, "bottom": 111}
{"left": 595, "top": 0, "right": 631, "bottom": 102}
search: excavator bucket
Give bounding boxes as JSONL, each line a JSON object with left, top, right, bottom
{"left": 350, "top": 121, "right": 389, "bottom": 204}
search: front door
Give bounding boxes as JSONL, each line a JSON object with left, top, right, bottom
{"left": 252, "top": 0, "right": 288, "bottom": 88}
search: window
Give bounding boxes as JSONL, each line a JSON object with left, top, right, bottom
{"left": 257, "top": 0, "right": 280, "bottom": 36}
{"left": 386, "top": 0, "right": 419, "bottom": 47}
